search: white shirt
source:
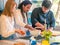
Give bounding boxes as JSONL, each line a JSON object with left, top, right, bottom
{"left": 23, "top": 13, "right": 28, "bottom": 24}
{"left": 14, "top": 9, "right": 28, "bottom": 37}
{"left": 0, "top": 15, "right": 15, "bottom": 38}
{"left": 14, "top": 9, "right": 27, "bottom": 28}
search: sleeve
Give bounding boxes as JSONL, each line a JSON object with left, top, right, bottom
{"left": 31, "top": 8, "right": 39, "bottom": 27}
{"left": 14, "top": 10, "right": 26, "bottom": 27}
{"left": 1, "top": 15, "right": 15, "bottom": 38}
{"left": 50, "top": 11, "right": 55, "bottom": 28}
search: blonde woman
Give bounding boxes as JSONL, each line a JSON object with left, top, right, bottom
{"left": 0, "top": 0, "right": 25, "bottom": 40}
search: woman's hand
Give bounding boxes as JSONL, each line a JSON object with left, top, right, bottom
{"left": 15, "top": 30, "right": 25, "bottom": 35}
{"left": 25, "top": 25, "right": 34, "bottom": 30}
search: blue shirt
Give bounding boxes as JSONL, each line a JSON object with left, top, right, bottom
{"left": 31, "top": 7, "right": 55, "bottom": 29}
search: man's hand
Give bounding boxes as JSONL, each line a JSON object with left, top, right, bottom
{"left": 48, "top": 27, "right": 53, "bottom": 31}
{"left": 35, "top": 22, "right": 45, "bottom": 30}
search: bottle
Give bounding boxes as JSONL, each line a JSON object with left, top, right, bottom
{"left": 30, "top": 36, "right": 37, "bottom": 45}
{"left": 44, "top": 19, "right": 47, "bottom": 30}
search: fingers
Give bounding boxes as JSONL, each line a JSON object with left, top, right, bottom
{"left": 15, "top": 30, "right": 25, "bottom": 35}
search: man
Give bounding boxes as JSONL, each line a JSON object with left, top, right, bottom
{"left": 31, "top": 0, "right": 55, "bottom": 31}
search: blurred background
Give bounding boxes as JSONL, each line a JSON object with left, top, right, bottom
{"left": 0, "top": 0, "right": 60, "bottom": 29}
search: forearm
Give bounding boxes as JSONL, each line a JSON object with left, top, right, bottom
{"left": 35, "top": 22, "right": 45, "bottom": 30}
{"left": 2, "top": 29, "right": 15, "bottom": 38}
{"left": 35, "top": 22, "right": 44, "bottom": 28}
{"left": 24, "top": 24, "right": 34, "bottom": 30}
{"left": 35, "top": 22, "right": 42, "bottom": 27}
{"left": 15, "top": 30, "right": 25, "bottom": 35}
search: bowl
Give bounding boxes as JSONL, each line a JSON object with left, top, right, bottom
{"left": 30, "top": 30, "right": 41, "bottom": 37}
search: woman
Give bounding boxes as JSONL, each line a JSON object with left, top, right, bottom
{"left": 0, "top": 0, "right": 25, "bottom": 40}
{"left": 14, "top": 1, "right": 34, "bottom": 30}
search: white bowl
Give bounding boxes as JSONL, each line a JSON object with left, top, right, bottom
{"left": 30, "top": 30, "right": 41, "bottom": 37}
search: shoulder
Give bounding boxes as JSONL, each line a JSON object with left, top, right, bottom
{"left": 32, "top": 7, "right": 42, "bottom": 14}
{"left": 15, "top": 9, "right": 22, "bottom": 15}
{"left": 48, "top": 10, "right": 54, "bottom": 18}
{"left": 1, "top": 15, "right": 7, "bottom": 19}
{"left": 33, "top": 7, "right": 41, "bottom": 11}
{"left": 0, "top": 15, "right": 8, "bottom": 22}
{"left": 14, "top": 9, "right": 22, "bottom": 18}
{"left": 49, "top": 10, "right": 53, "bottom": 14}
{"left": 16, "top": 9, "right": 21, "bottom": 13}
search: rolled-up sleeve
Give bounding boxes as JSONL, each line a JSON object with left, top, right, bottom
{"left": 50, "top": 12, "right": 55, "bottom": 28}
{"left": 1, "top": 15, "right": 15, "bottom": 38}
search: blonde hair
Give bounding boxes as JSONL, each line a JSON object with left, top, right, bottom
{"left": 2, "top": 0, "right": 16, "bottom": 17}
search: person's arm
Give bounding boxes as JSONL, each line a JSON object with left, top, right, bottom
{"left": 1, "top": 15, "right": 15, "bottom": 38}
{"left": 49, "top": 11, "right": 55, "bottom": 30}
{"left": 31, "top": 8, "right": 38, "bottom": 27}
{"left": 14, "top": 10, "right": 26, "bottom": 27}
{"left": 24, "top": 24, "right": 34, "bottom": 30}
{"left": 35, "top": 22, "right": 45, "bottom": 30}
{"left": 31, "top": 8, "right": 44, "bottom": 30}
{"left": 48, "top": 27, "right": 53, "bottom": 31}
{"left": 14, "top": 14, "right": 34, "bottom": 30}
{"left": 15, "top": 30, "right": 25, "bottom": 35}
{"left": 14, "top": 10, "right": 34, "bottom": 30}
